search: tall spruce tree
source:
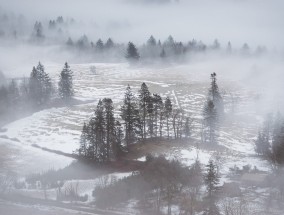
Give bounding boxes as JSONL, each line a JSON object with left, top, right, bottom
{"left": 152, "top": 93, "right": 163, "bottom": 137}
{"left": 164, "top": 96, "right": 173, "bottom": 139}
{"left": 139, "top": 83, "right": 151, "bottom": 140}
{"left": 103, "top": 98, "right": 115, "bottom": 161}
{"left": 29, "top": 62, "right": 52, "bottom": 106}
{"left": 113, "top": 120, "right": 124, "bottom": 159}
{"left": 94, "top": 100, "right": 106, "bottom": 162}
{"left": 204, "top": 160, "right": 220, "bottom": 198}
{"left": 79, "top": 122, "right": 88, "bottom": 157}
{"left": 209, "top": 73, "right": 224, "bottom": 116}
{"left": 58, "top": 62, "right": 74, "bottom": 100}
{"left": 126, "top": 42, "right": 140, "bottom": 61}
{"left": 120, "top": 85, "right": 139, "bottom": 149}
{"left": 203, "top": 100, "right": 218, "bottom": 144}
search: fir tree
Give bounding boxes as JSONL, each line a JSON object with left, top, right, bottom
{"left": 105, "top": 38, "right": 114, "bottom": 49}
{"left": 204, "top": 160, "right": 220, "bottom": 198}
{"left": 113, "top": 120, "right": 124, "bottom": 159}
{"left": 94, "top": 100, "right": 106, "bottom": 162}
{"left": 152, "top": 93, "right": 163, "bottom": 137}
{"left": 164, "top": 96, "right": 172, "bottom": 139}
{"left": 203, "top": 100, "right": 218, "bottom": 144}
{"left": 79, "top": 122, "right": 88, "bottom": 157}
{"left": 209, "top": 73, "right": 224, "bottom": 116}
{"left": 120, "top": 85, "right": 140, "bottom": 149}
{"left": 96, "top": 39, "right": 104, "bottom": 51}
{"left": 58, "top": 62, "right": 74, "bottom": 100}
{"left": 147, "top": 35, "right": 157, "bottom": 47}
{"left": 139, "top": 83, "right": 151, "bottom": 139}
{"left": 126, "top": 42, "right": 140, "bottom": 61}
{"left": 29, "top": 62, "right": 52, "bottom": 106}
{"left": 103, "top": 98, "right": 115, "bottom": 161}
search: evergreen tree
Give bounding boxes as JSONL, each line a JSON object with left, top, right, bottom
{"left": 94, "top": 100, "right": 106, "bottom": 162}
{"left": 103, "top": 98, "right": 115, "bottom": 161}
{"left": 96, "top": 39, "right": 104, "bottom": 51}
{"left": 58, "top": 62, "right": 74, "bottom": 100}
{"left": 29, "top": 62, "right": 52, "bottom": 106}
{"left": 113, "top": 120, "right": 124, "bottom": 159}
{"left": 152, "top": 94, "right": 163, "bottom": 137}
{"left": 33, "top": 21, "right": 44, "bottom": 39}
{"left": 204, "top": 160, "right": 220, "bottom": 198}
{"left": 79, "top": 122, "right": 88, "bottom": 157}
{"left": 139, "top": 83, "right": 151, "bottom": 139}
{"left": 126, "top": 42, "right": 140, "bottom": 61}
{"left": 203, "top": 100, "right": 218, "bottom": 144}
{"left": 105, "top": 38, "right": 114, "bottom": 49}
{"left": 66, "top": 37, "right": 74, "bottom": 46}
{"left": 209, "top": 73, "right": 224, "bottom": 115}
{"left": 120, "top": 85, "right": 140, "bottom": 149}
{"left": 164, "top": 96, "right": 172, "bottom": 139}
{"left": 147, "top": 35, "right": 157, "bottom": 47}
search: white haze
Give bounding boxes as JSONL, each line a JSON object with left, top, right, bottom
{"left": 1, "top": 0, "right": 284, "bottom": 47}
{"left": 0, "top": 0, "right": 284, "bottom": 113}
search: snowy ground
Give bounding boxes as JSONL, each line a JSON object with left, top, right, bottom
{"left": 0, "top": 62, "right": 274, "bottom": 177}
{"left": 1, "top": 61, "right": 282, "bottom": 214}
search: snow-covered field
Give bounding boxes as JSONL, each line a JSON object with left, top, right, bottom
{"left": 0, "top": 61, "right": 277, "bottom": 179}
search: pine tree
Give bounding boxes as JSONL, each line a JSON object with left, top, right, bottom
{"left": 79, "top": 123, "right": 88, "bottom": 157}
{"left": 113, "top": 120, "right": 124, "bottom": 159}
{"left": 29, "top": 62, "right": 53, "bottom": 106}
{"left": 139, "top": 83, "right": 151, "bottom": 140}
{"left": 204, "top": 160, "right": 220, "bottom": 198}
{"left": 152, "top": 94, "right": 163, "bottom": 137}
{"left": 94, "top": 100, "right": 106, "bottom": 162}
{"left": 66, "top": 37, "right": 74, "bottom": 46}
{"left": 164, "top": 96, "right": 172, "bottom": 139}
{"left": 105, "top": 38, "right": 114, "bottom": 49}
{"left": 209, "top": 73, "right": 224, "bottom": 116}
{"left": 203, "top": 100, "right": 218, "bottom": 144}
{"left": 103, "top": 98, "right": 115, "bottom": 162}
{"left": 126, "top": 42, "right": 140, "bottom": 61}
{"left": 147, "top": 35, "right": 157, "bottom": 47}
{"left": 96, "top": 39, "right": 104, "bottom": 51}
{"left": 120, "top": 85, "right": 140, "bottom": 149}
{"left": 147, "top": 95, "right": 155, "bottom": 138}
{"left": 58, "top": 62, "right": 74, "bottom": 100}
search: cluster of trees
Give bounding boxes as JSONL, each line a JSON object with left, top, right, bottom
{"left": 0, "top": 62, "right": 74, "bottom": 119}
{"left": 255, "top": 112, "right": 284, "bottom": 168}
{"left": 64, "top": 34, "right": 267, "bottom": 63}
{"left": 93, "top": 155, "right": 221, "bottom": 215}
{"left": 77, "top": 83, "right": 194, "bottom": 162}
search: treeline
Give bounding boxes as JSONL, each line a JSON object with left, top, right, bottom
{"left": 0, "top": 62, "right": 74, "bottom": 120}
{"left": 77, "top": 73, "right": 224, "bottom": 162}
{"left": 66, "top": 35, "right": 266, "bottom": 62}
